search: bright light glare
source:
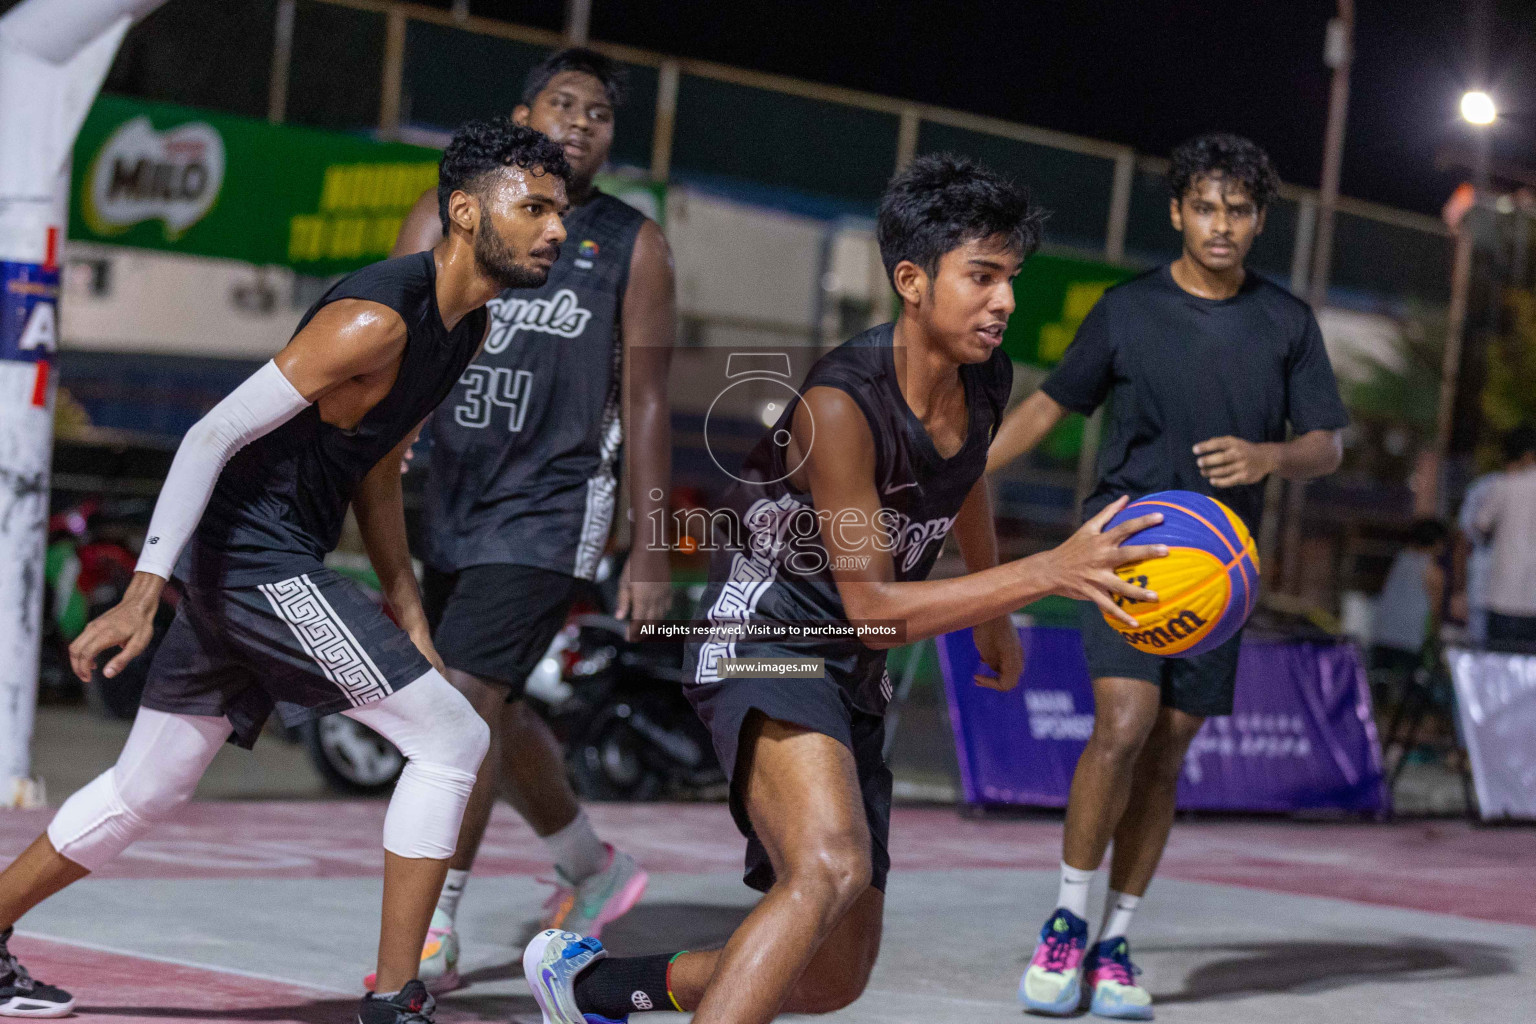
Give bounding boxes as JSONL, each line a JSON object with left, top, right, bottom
{"left": 1461, "top": 91, "right": 1496, "bottom": 126}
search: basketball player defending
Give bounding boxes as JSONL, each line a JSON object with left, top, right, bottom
{"left": 990, "top": 134, "right": 1347, "bottom": 1019}
{"left": 520, "top": 155, "right": 1170, "bottom": 1024}
{"left": 379, "top": 48, "right": 671, "bottom": 990}
{"left": 0, "top": 121, "right": 570, "bottom": 1023}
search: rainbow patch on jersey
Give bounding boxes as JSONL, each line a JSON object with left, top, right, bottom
{"left": 578, "top": 239, "right": 600, "bottom": 258}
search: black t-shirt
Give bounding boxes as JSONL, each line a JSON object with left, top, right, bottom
{"left": 1041, "top": 265, "right": 1348, "bottom": 530}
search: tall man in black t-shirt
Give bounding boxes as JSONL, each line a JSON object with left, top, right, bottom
{"left": 989, "top": 134, "right": 1347, "bottom": 1020}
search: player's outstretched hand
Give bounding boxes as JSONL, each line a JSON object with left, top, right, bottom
{"left": 68, "top": 572, "right": 165, "bottom": 683}
{"left": 972, "top": 614, "right": 1023, "bottom": 692}
{"left": 1034, "top": 496, "right": 1167, "bottom": 627}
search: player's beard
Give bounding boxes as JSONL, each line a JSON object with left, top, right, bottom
{"left": 475, "top": 226, "right": 556, "bottom": 290}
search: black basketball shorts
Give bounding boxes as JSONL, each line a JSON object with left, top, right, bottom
{"left": 1078, "top": 600, "right": 1243, "bottom": 717}
{"left": 141, "top": 568, "right": 435, "bottom": 748}
{"left": 421, "top": 563, "right": 580, "bottom": 699}
{"left": 683, "top": 648, "right": 893, "bottom": 894}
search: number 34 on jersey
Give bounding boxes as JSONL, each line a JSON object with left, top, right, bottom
{"left": 453, "top": 365, "right": 533, "bottom": 431}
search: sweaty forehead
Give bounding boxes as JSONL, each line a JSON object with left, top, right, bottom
{"left": 479, "top": 165, "right": 567, "bottom": 206}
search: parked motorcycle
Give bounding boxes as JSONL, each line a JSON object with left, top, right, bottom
{"left": 41, "top": 499, "right": 178, "bottom": 719}
{"left": 553, "top": 613, "right": 724, "bottom": 802}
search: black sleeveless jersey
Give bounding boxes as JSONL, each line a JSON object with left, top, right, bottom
{"left": 421, "top": 190, "right": 647, "bottom": 579}
{"left": 183, "top": 251, "right": 488, "bottom": 586}
{"left": 684, "top": 323, "right": 1014, "bottom": 713}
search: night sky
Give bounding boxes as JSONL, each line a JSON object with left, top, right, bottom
{"left": 2, "top": 0, "right": 1531, "bottom": 216}
{"left": 482, "top": 0, "right": 1536, "bottom": 216}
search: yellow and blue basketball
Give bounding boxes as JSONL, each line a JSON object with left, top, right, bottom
{"left": 1100, "top": 490, "right": 1260, "bottom": 657}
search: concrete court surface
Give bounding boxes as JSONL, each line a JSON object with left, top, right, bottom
{"left": 0, "top": 802, "right": 1532, "bottom": 1024}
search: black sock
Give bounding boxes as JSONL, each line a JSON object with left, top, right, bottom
{"left": 574, "top": 952, "right": 679, "bottom": 1017}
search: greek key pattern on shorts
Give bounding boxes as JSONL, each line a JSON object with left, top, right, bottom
{"left": 258, "top": 574, "right": 392, "bottom": 706}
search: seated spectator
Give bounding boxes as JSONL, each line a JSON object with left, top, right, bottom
{"left": 1371, "top": 518, "right": 1449, "bottom": 676}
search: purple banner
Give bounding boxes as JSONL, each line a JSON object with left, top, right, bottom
{"left": 938, "top": 625, "right": 1386, "bottom": 814}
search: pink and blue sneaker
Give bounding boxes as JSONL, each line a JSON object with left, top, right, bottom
{"left": 1084, "top": 937, "right": 1154, "bottom": 1020}
{"left": 1018, "top": 907, "right": 1089, "bottom": 1015}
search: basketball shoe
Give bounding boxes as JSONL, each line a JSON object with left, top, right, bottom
{"left": 541, "top": 845, "right": 648, "bottom": 938}
{"left": 363, "top": 909, "right": 458, "bottom": 995}
{"left": 0, "top": 928, "right": 74, "bottom": 1018}
{"left": 1019, "top": 907, "right": 1089, "bottom": 1014}
{"left": 1084, "top": 936, "right": 1154, "bottom": 1019}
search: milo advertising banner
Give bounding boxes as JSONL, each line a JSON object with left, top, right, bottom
{"left": 70, "top": 95, "right": 441, "bottom": 275}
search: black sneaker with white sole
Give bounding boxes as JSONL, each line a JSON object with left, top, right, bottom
{"left": 0, "top": 928, "right": 74, "bottom": 1018}
{"left": 358, "top": 979, "right": 436, "bottom": 1024}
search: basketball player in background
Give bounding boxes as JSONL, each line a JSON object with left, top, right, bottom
{"left": 377, "top": 47, "right": 673, "bottom": 991}
{"left": 0, "top": 121, "right": 569, "bottom": 1023}
{"left": 522, "top": 155, "right": 1170, "bottom": 1024}
{"left": 988, "top": 134, "right": 1347, "bottom": 1019}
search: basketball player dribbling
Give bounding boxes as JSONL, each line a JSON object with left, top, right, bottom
{"left": 520, "top": 154, "right": 1171, "bottom": 1024}
{"left": 989, "top": 133, "right": 1348, "bottom": 1019}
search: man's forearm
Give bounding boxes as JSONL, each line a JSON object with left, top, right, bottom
{"left": 626, "top": 392, "right": 672, "bottom": 569}
{"left": 844, "top": 555, "right": 1062, "bottom": 649}
{"left": 353, "top": 467, "right": 428, "bottom": 634}
{"left": 1267, "top": 429, "right": 1342, "bottom": 480}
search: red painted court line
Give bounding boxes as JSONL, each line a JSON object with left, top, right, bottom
{"left": 8, "top": 933, "right": 340, "bottom": 1024}
{"left": 2, "top": 803, "right": 1533, "bottom": 927}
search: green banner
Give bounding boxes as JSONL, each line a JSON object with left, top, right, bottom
{"left": 1002, "top": 252, "right": 1133, "bottom": 369}
{"left": 69, "top": 95, "right": 441, "bottom": 275}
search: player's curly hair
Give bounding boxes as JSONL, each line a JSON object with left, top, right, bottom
{"left": 522, "top": 46, "right": 629, "bottom": 108}
{"left": 877, "top": 153, "right": 1045, "bottom": 287}
{"left": 437, "top": 117, "right": 572, "bottom": 233}
{"left": 1168, "top": 133, "right": 1280, "bottom": 211}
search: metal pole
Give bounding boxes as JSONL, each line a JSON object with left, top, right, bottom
{"left": 0, "top": 0, "right": 167, "bottom": 806}
{"left": 649, "top": 60, "right": 678, "bottom": 183}
{"left": 378, "top": 5, "right": 407, "bottom": 140}
{"left": 1427, "top": 0, "right": 1493, "bottom": 512}
{"left": 1282, "top": 1, "right": 1351, "bottom": 595}
{"left": 267, "top": 0, "right": 296, "bottom": 125}
{"left": 564, "top": 0, "right": 591, "bottom": 45}
{"left": 1103, "top": 149, "right": 1134, "bottom": 263}
{"left": 1430, "top": 227, "right": 1475, "bottom": 514}
{"left": 1307, "top": 3, "right": 1353, "bottom": 314}
{"left": 894, "top": 106, "right": 920, "bottom": 173}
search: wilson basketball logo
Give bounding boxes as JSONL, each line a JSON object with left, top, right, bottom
{"left": 1102, "top": 490, "right": 1260, "bottom": 657}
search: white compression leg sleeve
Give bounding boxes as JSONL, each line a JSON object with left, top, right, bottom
{"left": 47, "top": 708, "right": 232, "bottom": 871}
{"left": 344, "top": 670, "right": 490, "bottom": 860}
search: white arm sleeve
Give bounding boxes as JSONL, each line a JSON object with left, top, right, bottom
{"left": 135, "top": 360, "right": 310, "bottom": 580}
